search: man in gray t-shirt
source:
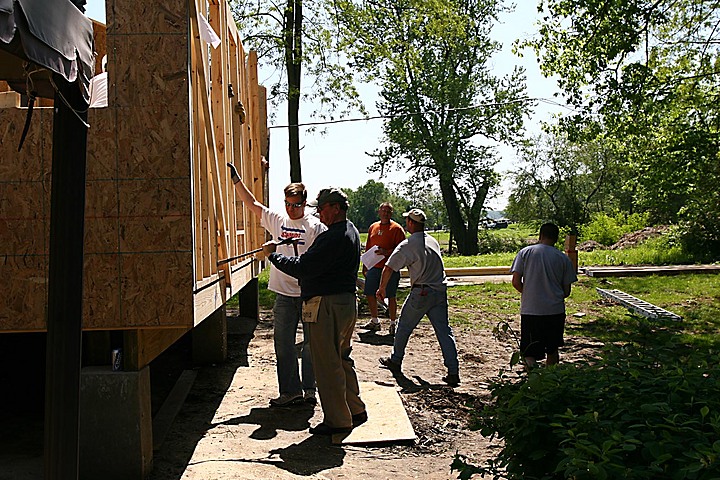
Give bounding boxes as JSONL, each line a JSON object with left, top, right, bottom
{"left": 376, "top": 208, "right": 460, "bottom": 386}
{"left": 511, "top": 223, "right": 578, "bottom": 368}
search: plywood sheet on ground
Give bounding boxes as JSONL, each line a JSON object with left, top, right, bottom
{"left": 332, "top": 381, "right": 416, "bottom": 445}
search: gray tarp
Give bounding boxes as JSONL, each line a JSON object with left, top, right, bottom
{"left": 0, "top": 0, "right": 94, "bottom": 102}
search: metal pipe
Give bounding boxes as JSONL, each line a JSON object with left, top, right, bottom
{"left": 217, "top": 237, "right": 297, "bottom": 266}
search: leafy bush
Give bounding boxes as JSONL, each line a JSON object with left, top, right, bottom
{"left": 678, "top": 219, "right": 720, "bottom": 263}
{"left": 461, "top": 335, "right": 720, "bottom": 479}
{"left": 579, "top": 234, "right": 695, "bottom": 267}
{"left": 580, "top": 212, "right": 650, "bottom": 246}
{"left": 477, "top": 229, "right": 531, "bottom": 254}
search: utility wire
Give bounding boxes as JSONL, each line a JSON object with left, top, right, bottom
{"left": 267, "top": 96, "right": 576, "bottom": 129}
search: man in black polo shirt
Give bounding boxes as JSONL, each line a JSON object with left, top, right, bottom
{"left": 263, "top": 187, "right": 367, "bottom": 435}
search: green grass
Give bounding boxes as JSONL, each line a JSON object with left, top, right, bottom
{"left": 444, "top": 252, "right": 517, "bottom": 268}
{"left": 233, "top": 231, "right": 715, "bottom": 313}
{"left": 564, "top": 274, "right": 720, "bottom": 347}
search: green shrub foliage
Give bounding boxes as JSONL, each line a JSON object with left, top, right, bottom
{"left": 580, "top": 212, "right": 650, "bottom": 246}
{"left": 462, "top": 335, "right": 720, "bottom": 479}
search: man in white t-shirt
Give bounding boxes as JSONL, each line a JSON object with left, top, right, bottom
{"left": 228, "top": 163, "right": 326, "bottom": 406}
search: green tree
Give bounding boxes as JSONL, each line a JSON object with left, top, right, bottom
{"left": 344, "top": 180, "right": 409, "bottom": 231}
{"left": 396, "top": 181, "right": 449, "bottom": 230}
{"left": 506, "top": 133, "right": 626, "bottom": 232}
{"left": 335, "top": 0, "right": 528, "bottom": 254}
{"left": 231, "top": 0, "right": 365, "bottom": 182}
{"left": 523, "top": 0, "right": 720, "bottom": 257}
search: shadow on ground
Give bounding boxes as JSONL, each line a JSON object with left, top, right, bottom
{"left": 147, "top": 314, "right": 258, "bottom": 480}
{"left": 213, "top": 403, "right": 314, "bottom": 440}
{"left": 356, "top": 330, "right": 395, "bottom": 346}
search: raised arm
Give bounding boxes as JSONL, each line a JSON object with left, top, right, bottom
{"left": 227, "top": 162, "right": 263, "bottom": 217}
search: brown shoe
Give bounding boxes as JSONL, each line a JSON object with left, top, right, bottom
{"left": 309, "top": 423, "right": 352, "bottom": 435}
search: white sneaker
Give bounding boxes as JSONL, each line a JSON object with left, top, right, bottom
{"left": 269, "top": 392, "right": 303, "bottom": 407}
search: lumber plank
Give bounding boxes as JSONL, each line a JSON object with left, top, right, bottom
{"left": 123, "top": 327, "right": 189, "bottom": 371}
{"left": 333, "top": 381, "right": 417, "bottom": 445}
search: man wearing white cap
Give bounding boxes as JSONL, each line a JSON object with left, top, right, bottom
{"left": 376, "top": 208, "right": 460, "bottom": 386}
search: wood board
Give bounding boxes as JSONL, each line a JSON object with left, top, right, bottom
{"left": 332, "top": 381, "right": 417, "bottom": 445}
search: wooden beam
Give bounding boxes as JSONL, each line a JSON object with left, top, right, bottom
{"left": 192, "top": 0, "right": 230, "bottom": 283}
{"left": 122, "top": 328, "right": 189, "bottom": 371}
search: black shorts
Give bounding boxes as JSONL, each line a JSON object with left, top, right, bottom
{"left": 520, "top": 313, "right": 566, "bottom": 360}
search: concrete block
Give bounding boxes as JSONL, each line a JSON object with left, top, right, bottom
{"left": 79, "top": 366, "right": 152, "bottom": 480}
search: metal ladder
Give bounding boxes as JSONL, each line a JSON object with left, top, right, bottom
{"left": 596, "top": 288, "right": 683, "bottom": 321}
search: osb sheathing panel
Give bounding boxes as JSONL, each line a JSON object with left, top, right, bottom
{"left": 120, "top": 252, "right": 193, "bottom": 327}
{"left": 86, "top": 108, "right": 118, "bottom": 180}
{"left": 0, "top": 257, "right": 47, "bottom": 330}
{"left": 108, "top": 0, "right": 187, "bottom": 35}
{"left": 109, "top": 33, "right": 188, "bottom": 108}
{"left": 84, "top": 179, "right": 119, "bottom": 255}
{"left": 116, "top": 105, "right": 190, "bottom": 178}
{"left": 117, "top": 178, "right": 192, "bottom": 253}
{"left": 82, "top": 253, "right": 120, "bottom": 328}
{"left": 0, "top": 108, "right": 49, "bottom": 180}
{"left": 0, "top": 182, "right": 48, "bottom": 255}
{"left": 0, "top": 108, "right": 51, "bottom": 331}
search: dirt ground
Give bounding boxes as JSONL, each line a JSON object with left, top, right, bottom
{"left": 148, "top": 311, "right": 495, "bottom": 480}
{"left": 146, "top": 283, "right": 599, "bottom": 480}
{"left": 0, "top": 275, "right": 601, "bottom": 480}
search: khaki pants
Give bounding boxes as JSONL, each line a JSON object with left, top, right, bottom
{"left": 307, "top": 292, "right": 365, "bottom": 429}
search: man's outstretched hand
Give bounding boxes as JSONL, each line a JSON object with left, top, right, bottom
{"left": 227, "top": 163, "right": 241, "bottom": 184}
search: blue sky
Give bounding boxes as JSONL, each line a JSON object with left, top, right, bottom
{"left": 84, "top": 1, "right": 565, "bottom": 212}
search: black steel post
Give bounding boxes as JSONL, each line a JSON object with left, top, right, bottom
{"left": 44, "top": 73, "right": 88, "bottom": 480}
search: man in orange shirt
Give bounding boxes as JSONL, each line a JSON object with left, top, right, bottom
{"left": 361, "top": 202, "right": 406, "bottom": 335}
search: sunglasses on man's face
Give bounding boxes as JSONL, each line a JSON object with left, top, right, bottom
{"left": 284, "top": 201, "right": 305, "bottom": 208}
{"left": 316, "top": 203, "right": 336, "bottom": 213}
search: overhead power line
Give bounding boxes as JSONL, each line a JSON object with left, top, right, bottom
{"left": 266, "top": 96, "right": 575, "bottom": 129}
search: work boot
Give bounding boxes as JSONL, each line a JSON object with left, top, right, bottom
{"left": 303, "top": 389, "right": 317, "bottom": 405}
{"left": 269, "top": 392, "right": 303, "bottom": 407}
{"left": 361, "top": 320, "right": 381, "bottom": 331}
{"left": 379, "top": 356, "right": 402, "bottom": 372}
{"left": 442, "top": 373, "right": 460, "bottom": 387}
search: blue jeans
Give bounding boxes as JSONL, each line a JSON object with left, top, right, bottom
{"left": 391, "top": 287, "right": 459, "bottom": 374}
{"left": 273, "top": 294, "right": 315, "bottom": 394}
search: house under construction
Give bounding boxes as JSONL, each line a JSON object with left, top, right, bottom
{"left": 0, "top": 0, "right": 268, "bottom": 477}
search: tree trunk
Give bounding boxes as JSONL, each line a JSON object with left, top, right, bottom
{"left": 438, "top": 178, "right": 479, "bottom": 255}
{"left": 284, "top": 0, "right": 302, "bottom": 182}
